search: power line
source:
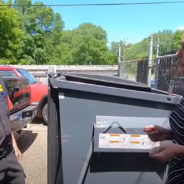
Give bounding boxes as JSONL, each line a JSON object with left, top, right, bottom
{"left": 1, "top": 1, "right": 184, "bottom": 7}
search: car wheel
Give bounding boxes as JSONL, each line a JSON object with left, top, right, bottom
{"left": 42, "top": 103, "right": 48, "bottom": 125}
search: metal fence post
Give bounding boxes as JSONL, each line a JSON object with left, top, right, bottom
{"left": 155, "top": 58, "right": 159, "bottom": 89}
{"left": 156, "top": 38, "right": 160, "bottom": 58}
{"left": 155, "top": 38, "right": 160, "bottom": 89}
{"left": 118, "top": 42, "right": 121, "bottom": 77}
{"left": 148, "top": 35, "right": 153, "bottom": 86}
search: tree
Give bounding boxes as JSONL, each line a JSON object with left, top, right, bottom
{"left": 0, "top": 1, "right": 24, "bottom": 64}
{"left": 13, "top": 0, "right": 64, "bottom": 64}
{"left": 44, "top": 13, "right": 65, "bottom": 64}
{"left": 173, "top": 30, "right": 184, "bottom": 50}
{"left": 153, "top": 30, "right": 175, "bottom": 56}
{"left": 14, "top": 0, "right": 31, "bottom": 15}
{"left": 110, "top": 30, "right": 184, "bottom": 62}
{"left": 11, "top": 0, "right": 116, "bottom": 65}
{"left": 70, "top": 23, "right": 116, "bottom": 65}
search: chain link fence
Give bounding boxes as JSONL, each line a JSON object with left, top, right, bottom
{"left": 155, "top": 54, "right": 184, "bottom": 96}
{"left": 119, "top": 55, "right": 184, "bottom": 97}
{"left": 119, "top": 59, "right": 148, "bottom": 85}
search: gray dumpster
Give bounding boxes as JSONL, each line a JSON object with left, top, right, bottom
{"left": 48, "top": 73, "right": 182, "bottom": 184}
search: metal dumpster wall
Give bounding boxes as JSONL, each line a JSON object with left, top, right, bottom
{"left": 57, "top": 90, "right": 177, "bottom": 184}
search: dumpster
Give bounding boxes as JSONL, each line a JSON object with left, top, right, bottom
{"left": 48, "top": 73, "right": 182, "bottom": 184}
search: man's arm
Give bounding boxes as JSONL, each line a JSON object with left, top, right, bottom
{"left": 11, "top": 132, "right": 22, "bottom": 163}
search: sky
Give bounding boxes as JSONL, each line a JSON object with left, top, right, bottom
{"left": 31, "top": 0, "right": 184, "bottom": 44}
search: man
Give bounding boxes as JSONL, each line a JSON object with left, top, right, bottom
{"left": 0, "top": 76, "right": 25, "bottom": 184}
{"left": 176, "top": 36, "right": 184, "bottom": 76}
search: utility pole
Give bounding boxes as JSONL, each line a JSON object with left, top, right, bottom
{"left": 155, "top": 38, "right": 160, "bottom": 89}
{"left": 156, "top": 38, "right": 160, "bottom": 58}
{"left": 123, "top": 37, "right": 126, "bottom": 62}
{"left": 147, "top": 35, "right": 153, "bottom": 87}
{"left": 118, "top": 42, "right": 121, "bottom": 77}
{"left": 120, "top": 38, "right": 127, "bottom": 78}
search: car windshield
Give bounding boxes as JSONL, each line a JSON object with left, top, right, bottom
{"left": 17, "top": 68, "right": 37, "bottom": 84}
{"left": 0, "top": 70, "right": 17, "bottom": 78}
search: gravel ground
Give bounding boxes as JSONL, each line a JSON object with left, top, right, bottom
{"left": 16, "top": 123, "right": 47, "bottom": 184}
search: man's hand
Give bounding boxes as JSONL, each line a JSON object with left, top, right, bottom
{"left": 144, "top": 125, "right": 173, "bottom": 142}
{"left": 13, "top": 146, "right": 23, "bottom": 163}
{"left": 150, "top": 143, "right": 184, "bottom": 163}
{"left": 11, "top": 132, "right": 23, "bottom": 163}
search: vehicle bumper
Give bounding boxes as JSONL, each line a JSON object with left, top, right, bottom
{"left": 10, "top": 105, "right": 37, "bottom": 131}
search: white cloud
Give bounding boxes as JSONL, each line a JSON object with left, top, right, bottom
{"left": 176, "top": 26, "right": 184, "bottom": 31}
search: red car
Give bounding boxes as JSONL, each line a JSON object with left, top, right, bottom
{"left": 0, "top": 66, "right": 48, "bottom": 124}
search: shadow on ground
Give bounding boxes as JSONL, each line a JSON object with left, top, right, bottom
{"left": 32, "top": 117, "right": 43, "bottom": 123}
{"left": 16, "top": 130, "right": 38, "bottom": 153}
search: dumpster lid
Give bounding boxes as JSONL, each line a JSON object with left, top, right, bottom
{"left": 50, "top": 73, "right": 182, "bottom": 105}
{"left": 55, "top": 73, "right": 151, "bottom": 92}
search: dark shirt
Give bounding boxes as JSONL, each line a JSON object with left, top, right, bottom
{"left": 0, "top": 76, "right": 11, "bottom": 151}
{"left": 166, "top": 98, "right": 184, "bottom": 184}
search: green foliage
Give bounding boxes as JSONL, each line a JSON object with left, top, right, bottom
{"left": 13, "top": 0, "right": 65, "bottom": 64}
{"left": 45, "top": 23, "right": 116, "bottom": 65}
{"left": 173, "top": 30, "right": 184, "bottom": 49}
{"left": 110, "top": 30, "right": 184, "bottom": 62}
{"left": 153, "top": 30, "right": 175, "bottom": 55}
{"left": 14, "top": 0, "right": 31, "bottom": 15}
{"left": 0, "top": 1, "right": 24, "bottom": 64}
{"left": 1, "top": 0, "right": 116, "bottom": 65}
{"left": 1, "top": 0, "right": 183, "bottom": 65}
{"left": 70, "top": 23, "right": 116, "bottom": 65}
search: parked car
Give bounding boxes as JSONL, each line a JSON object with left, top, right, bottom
{"left": 0, "top": 66, "right": 48, "bottom": 124}
{"left": 0, "top": 75, "right": 37, "bottom": 132}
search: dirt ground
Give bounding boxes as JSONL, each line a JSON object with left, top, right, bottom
{"left": 16, "top": 122, "right": 47, "bottom": 184}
